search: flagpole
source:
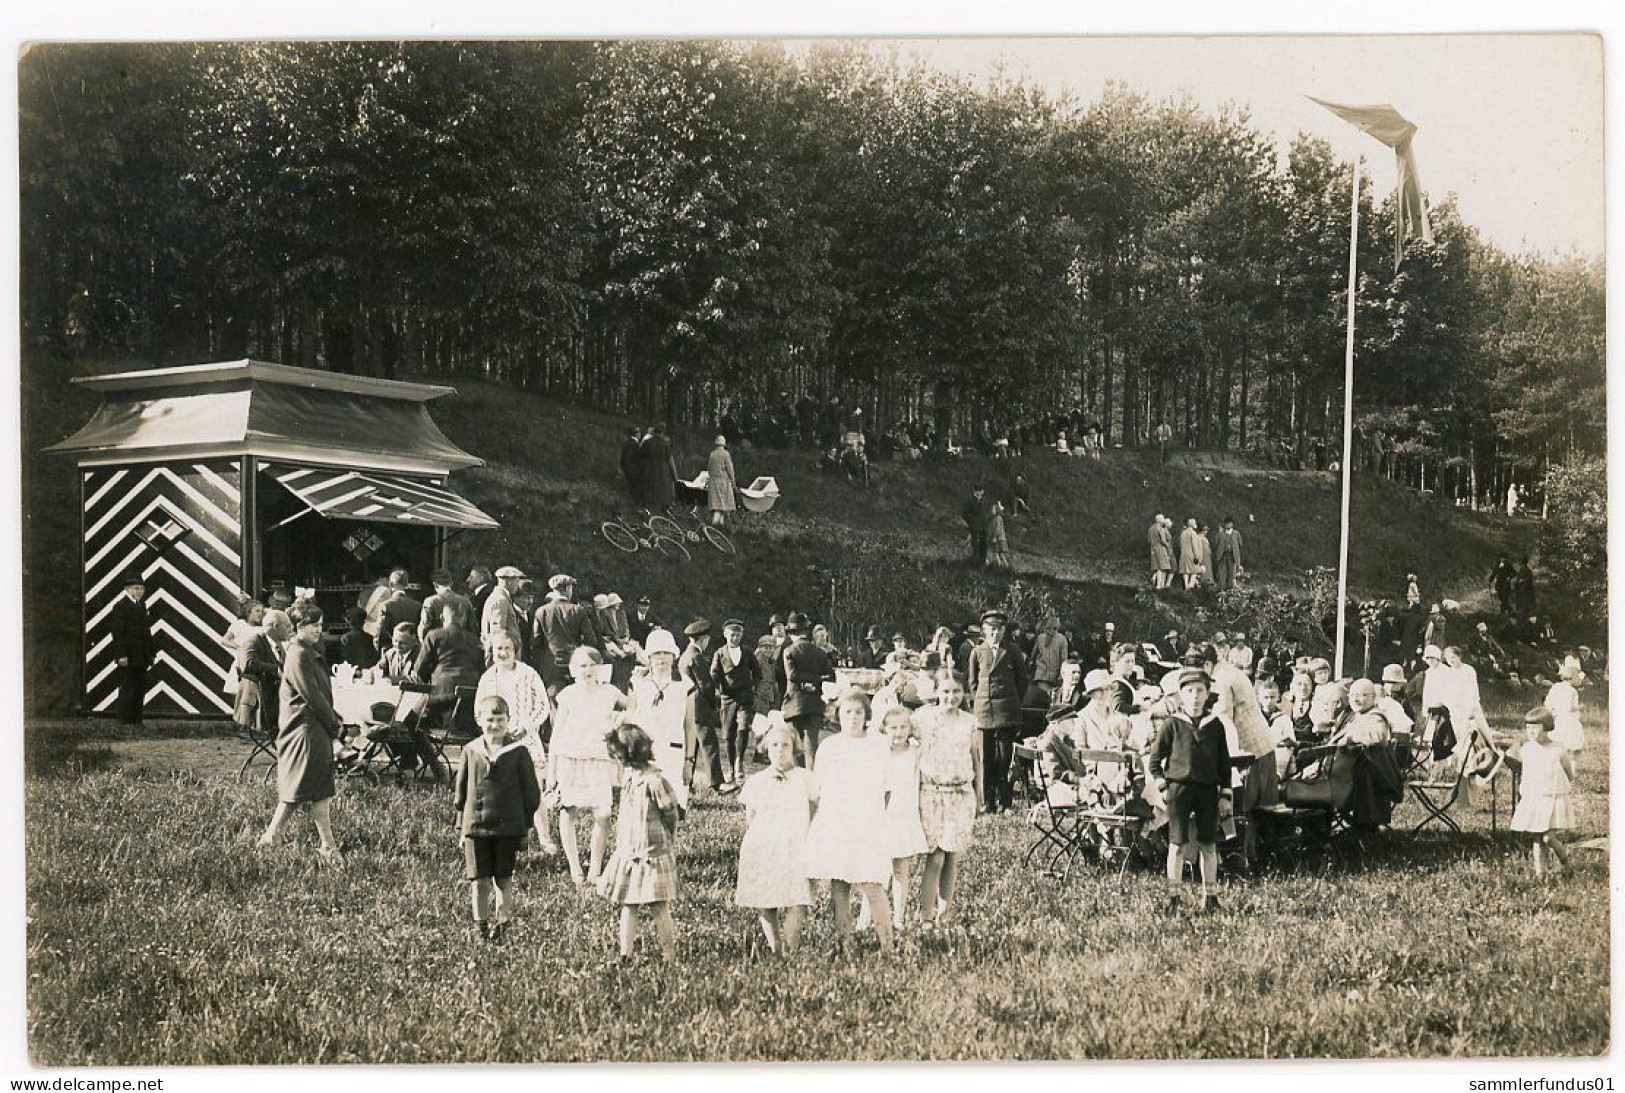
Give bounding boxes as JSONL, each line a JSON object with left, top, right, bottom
{"left": 1334, "top": 156, "right": 1360, "bottom": 679}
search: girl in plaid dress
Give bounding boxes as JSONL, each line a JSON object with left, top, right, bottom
{"left": 912, "top": 670, "right": 982, "bottom": 930}
{"left": 597, "top": 724, "right": 681, "bottom": 960}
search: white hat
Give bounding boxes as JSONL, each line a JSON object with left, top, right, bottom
{"left": 1135, "top": 683, "right": 1164, "bottom": 707}
{"left": 1423, "top": 644, "right": 1443, "bottom": 661}
{"left": 1084, "top": 669, "right": 1118, "bottom": 695}
{"left": 604, "top": 592, "right": 623, "bottom": 608}
{"left": 548, "top": 573, "right": 575, "bottom": 590}
{"left": 644, "top": 628, "right": 680, "bottom": 658}
{"left": 592, "top": 594, "right": 611, "bottom": 610}
{"left": 495, "top": 565, "right": 526, "bottom": 578}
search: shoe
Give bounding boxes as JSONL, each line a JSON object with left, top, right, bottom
{"left": 316, "top": 846, "right": 344, "bottom": 865}
{"left": 1162, "top": 895, "right": 1184, "bottom": 914}
{"left": 1202, "top": 894, "right": 1221, "bottom": 914}
{"left": 489, "top": 921, "right": 508, "bottom": 944}
{"left": 537, "top": 839, "right": 562, "bottom": 857}
{"left": 255, "top": 833, "right": 275, "bottom": 849}
{"left": 476, "top": 922, "right": 491, "bottom": 942}
{"left": 718, "top": 781, "right": 740, "bottom": 796}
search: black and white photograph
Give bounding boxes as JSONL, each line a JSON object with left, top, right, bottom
{"left": 6, "top": 5, "right": 1615, "bottom": 1077}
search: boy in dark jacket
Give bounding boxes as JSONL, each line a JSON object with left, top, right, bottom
{"left": 710, "top": 618, "right": 764, "bottom": 784}
{"left": 1151, "top": 669, "right": 1231, "bottom": 913}
{"left": 455, "top": 695, "right": 542, "bottom": 942}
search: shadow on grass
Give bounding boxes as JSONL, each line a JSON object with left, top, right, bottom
{"left": 24, "top": 718, "right": 222, "bottom": 779}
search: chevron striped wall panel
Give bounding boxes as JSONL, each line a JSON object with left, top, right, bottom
{"left": 82, "top": 461, "right": 244, "bottom": 717}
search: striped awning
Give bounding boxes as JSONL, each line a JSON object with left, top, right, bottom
{"left": 266, "top": 464, "right": 499, "bottom": 530}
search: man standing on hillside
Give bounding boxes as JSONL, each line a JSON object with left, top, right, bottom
{"left": 109, "top": 571, "right": 155, "bottom": 728}
{"left": 1214, "top": 517, "right": 1244, "bottom": 591}
{"left": 962, "top": 485, "right": 989, "bottom": 568}
{"left": 641, "top": 424, "right": 678, "bottom": 509}
{"left": 619, "top": 427, "right": 644, "bottom": 502}
{"left": 1490, "top": 554, "right": 1517, "bottom": 615}
{"left": 1155, "top": 419, "right": 1174, "bottom": 466}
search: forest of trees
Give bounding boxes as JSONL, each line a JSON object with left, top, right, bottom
{"left": 19, "top": 40, "right": 1605, "bottom": 497}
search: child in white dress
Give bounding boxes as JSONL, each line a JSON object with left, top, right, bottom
{"left": 1544, "top": 658, "right": 1586, "bottom": 753}
{"left": 912, "top": 671, "right": 982, "bottom": 930}
{"left": 626, "top": 628, "right": 694, "bottom": 811}
{"left": 548, "top": 646, "right": 632, "bottom": 886}
{"left": 879, "top": 705, "right": 928, "bottom": 933}
{"left": 1511, "top": 706, "right": 1576, "bottom": 878}
{"left": 735, "top": 725, "right": 814, "bottom": 955}
{"left": 804, "top": 689, "right": 894, "bottom": 954}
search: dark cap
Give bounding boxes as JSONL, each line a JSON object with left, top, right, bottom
{"left": 1178, "top": 668, "right": 1212, "bottom": 691}
{"left": 683, "top": 619, "right": 712, "bottom": 638}
{"left": 981, "top": 610, "right": 1008, "bottom": 626}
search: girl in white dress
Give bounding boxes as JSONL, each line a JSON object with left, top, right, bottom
{"left": 879, "top": 705, "right": 928, "bottom": 933}
{"left": 627, "top": 628, "right": 694, "bottom": 811}
{"left": 1511, "top": 706, "right": 1576, "bottom": 878}
{"left": 1544, "top": 657, "right": 1586, "bottom": 753}
{"left": 476, "top": 633, "right": 558, "bottom": 853}
{"left": 548, "top": 646, "right": 632, "bottom": 886}
{"left": 735, "top": 725, "right": 815, "bottom": 955}
{"left": 912, "top": 670, "right": 982, "bottom": 930}
{"left": 804, "top": 689, "right": 894, "bottom": 954}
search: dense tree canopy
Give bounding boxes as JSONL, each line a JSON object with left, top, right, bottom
{"left": 20, "top": 40, "right": 1603, "bottom": 494}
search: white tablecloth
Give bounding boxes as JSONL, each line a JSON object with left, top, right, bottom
{"left": 331, "top": 678, "right": 403, "bottom": 727}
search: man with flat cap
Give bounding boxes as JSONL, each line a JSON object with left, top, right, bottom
{"left": 967, "top": 608, "right": 1030, "bottom": 813}
{"left": 777, "top": 611, "right": 834, "bottom": 768}
{"left": 711, "top": 618, "right": 763, "bottom": 785}
{"left": 109, "top": 570, "right": 155, "bottom": 727}
{"left": 534, "top": 574, "right": 601, "bottom": 695}
{"left": 678, "top": 618, "right": 732, "bottom": 794}
{"left": 480, "top": 564, "right": 527, "bottom": 666}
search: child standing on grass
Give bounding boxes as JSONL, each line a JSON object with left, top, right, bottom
{"left": 549, "top": 646, "right": 632, "bottom": 887}
{"left": 805, "top": 689, "right": 894, "bottom": 955}
{"left": 598, "top": 724, "right": 681, "bottom": 961}
{"left": 454, "top": 695, "right": 541, "bottom": 943}
{"left": 735, "top": 724, "right": 814, "bottom": 955}
{"left": 879, "top": 705, "right": 928, "bottom": 933}
{"left": 912, "top": 670, "right": 982, "bottom": 931}
{"left": 477, "top": 633, "right": 558, "bottom": 854}
{"left": 1511, "top": 706, "right": 1576, "bottom": 879}
{"left": 1150, "top": 668, "right": 1231, "bottom": 914}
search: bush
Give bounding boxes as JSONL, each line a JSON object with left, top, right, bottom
{"left": 1541, "top": 457, "right": 1607, "bottom": 620}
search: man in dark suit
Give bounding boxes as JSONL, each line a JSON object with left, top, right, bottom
{"left": 108, "top": 571, "right": 155, "bottom": 727}
{"left": 967, "top": 609, "right": 1029, "bottom": 813}
{"left": 533, "top": 574, "right": 601, "bottom": 694}
{"left": 419, "top": 568, "right": 473, "bottom": 641}
{"left": 627, "top": 595, "right": 660, "bottom": 646}
{"left": 1047, "top": 659, "right": 1087, "bottom": 721}
{"left": 710, "top": 618, "right": 763, "bottom": 785}
{"left": 677, "top": 619, "right": 731, "bottom": 794}
{"left": 852, "top": 626, "right": 886, "bottom": 670}
{"left": 777, "top": 611, "right": 834, "bottom": 768}
{"left": 620, "top": 426, "right": 645, "bottom": 501}
{"left": 374, "top": 567, "right": 423, "bottom": 643}
{"left": 466, "top": 567, "right": 495, "bottom": 626}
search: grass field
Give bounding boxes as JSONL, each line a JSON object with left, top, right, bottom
{"left": 24, "top": 687, "right": 1609, "bottom": 1064}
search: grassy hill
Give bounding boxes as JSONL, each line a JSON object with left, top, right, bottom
{"left": 22, "top": 356, "right": 1535, "bottom": 714}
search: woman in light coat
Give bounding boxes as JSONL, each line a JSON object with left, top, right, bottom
{"left": 1177, "top": 518, "right": 1204, "bottom": 589}
{"left": 706, "top": 435, "right": 737, "bottom": 527}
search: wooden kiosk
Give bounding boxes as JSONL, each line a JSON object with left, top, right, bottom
{"left": 48, "top": 360, "right": 498, "bottom": 717}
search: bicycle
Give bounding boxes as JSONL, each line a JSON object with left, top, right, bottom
{"left": 653, "top": 505, "right": 737, "bottom": 556}
{"left": 600, "top": 511, "right": 692, "bottom": 561}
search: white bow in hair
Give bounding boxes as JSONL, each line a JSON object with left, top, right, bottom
{"left": 294, "top": 587, "right": 317, "bottom": 601}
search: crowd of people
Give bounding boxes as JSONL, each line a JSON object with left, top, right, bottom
{"left": 1144, "top": 513, "right": 1247, "bottom": 592}
{"left": 143, "top": 549, "right": 1598, "bottom": 961}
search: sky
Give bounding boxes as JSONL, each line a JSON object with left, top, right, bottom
{"left": 837, "top": 35, "right": 1604, "bottom": 258}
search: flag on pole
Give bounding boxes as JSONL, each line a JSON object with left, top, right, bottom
{"left": 1309, "top": 97, "right": 1433, "bottom": 268}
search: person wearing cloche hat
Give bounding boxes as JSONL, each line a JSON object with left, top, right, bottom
{"left": 109, "top": 568, "right": 155, "bottom": 727}
{"left": 711, "top": 618, "right": 763, "bottom": 785}
{"left": 706, "top": 432, "right": 737, "bottom": 528}
{"left": 595, "top": 592, "right": 636, "bottom": 690}
{"left": 1150, "top": 666, "right": 1230, "bottom": 914}
{"left": 779, "top": 610, "right": 835, "bottom": 767}
{"left": 967, "top": 608, "right": 1029, "bottom": 813}
{"left": 626, "top": 627, "right": 695, "bottom": 811}
{"left": 1072, "top": 667, "right": 1132, "bottom": 751}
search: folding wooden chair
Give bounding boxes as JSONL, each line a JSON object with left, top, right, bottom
{"left": 1015, "top": 743, "right": 1090, "bottom": 879}
{"left": 234, "top": 717, "right": 278, "bottom": 784}
{"left": 354, "top": 683, "right": 435, "bottom": 781}
{"left": 1253, "top": 744, "right": 1350, "bottom": 869}
{"left": 1069, "top": 747, "right": 1146, "bottom": 880}
{"left": 423, "top": 685, "right": 481, "bottom": 776}
{"left": 1408, "top": 726, "right": 1502, "bottom": 836}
